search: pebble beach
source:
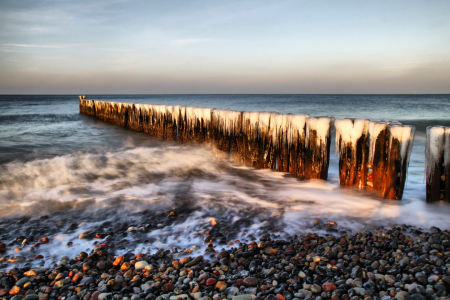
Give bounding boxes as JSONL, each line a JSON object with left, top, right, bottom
{"left": 1, "top": 215, "right": 450, "bottom": 300}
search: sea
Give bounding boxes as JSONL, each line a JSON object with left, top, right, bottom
{"left": 1, "top": 94, "right": 450, "bottom": 265}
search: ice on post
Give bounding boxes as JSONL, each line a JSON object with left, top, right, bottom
{"left": 382, "top": 124, "right": 415, "bottom": 200}
{"left": 304, "top": 116, "right": 335, "bottom": 180}
{"left": 335, "top": 119, "right": 370, "bottom": 188}
{"left": 425, "top": 126, "right": 450, "bottom": 202}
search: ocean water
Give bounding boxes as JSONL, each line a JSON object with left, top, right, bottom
{"left": 1, "top": 94, "right": 450, "bottom": 266}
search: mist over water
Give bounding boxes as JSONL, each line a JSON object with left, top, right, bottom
{"left": 1, "top": 94, "right": 450, "bottom": 267}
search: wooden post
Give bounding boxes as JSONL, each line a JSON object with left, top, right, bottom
{"left": 243, "top": 112, "right": 260, "bottom": 168}
{"left": 335, "top": 119, "right": 369, "bottom": 188}
{"left": 426, "top": 126, "right": 446, "bottom": 202}
{"left": 383, "top": 125, "right": 415, "bottom": 200}
{"left": 230, "top": 112, "right": 244, "bottom": 164}
{"left": 368, "top": 122, "right": 390, "bottom": 193}
{"left": 304, "top": 117, "right": 335, "bottom": 180}
{"left": 445, "top": 128, "right": 450, "bottom": 201}
{"left": 287, "top": 115, "right": 309, "bottom": 179}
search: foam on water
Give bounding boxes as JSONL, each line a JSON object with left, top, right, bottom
{"left": 1, "top": 141, "right": 449, "bottom": 268}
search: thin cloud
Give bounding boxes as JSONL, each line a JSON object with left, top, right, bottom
{"left": 3, "top": 43, "right": 64, "bottom": 48}
{"left": 171, "top": 38, "right": 231, "bottom": 45}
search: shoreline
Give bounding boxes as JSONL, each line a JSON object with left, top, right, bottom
{"left": 1, "top": 222, "right": 450, "bottom": 300}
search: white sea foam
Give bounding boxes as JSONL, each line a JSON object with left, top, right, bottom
{"left": 0, "top": 140, "right": 447, "bottom": 267}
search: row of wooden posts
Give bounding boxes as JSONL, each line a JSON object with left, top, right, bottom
{"left": 79, "top": 97, "right": 448, "bottom": 202}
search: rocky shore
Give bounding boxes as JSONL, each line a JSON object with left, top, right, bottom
{"left": 1, "top": 221, "right": 450, "bottom": 300}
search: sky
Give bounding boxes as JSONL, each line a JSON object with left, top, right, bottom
{"left": 0, "top": 0, "right": 449, "bottom": 94}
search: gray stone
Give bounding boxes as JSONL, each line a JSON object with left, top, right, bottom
{"left": 15, "top": 278, "right": 30, "bottom": 288}
{"left": 81, "top": 277, "right": 94, "bottom": 285}
{"left": 98, "top": 293, "right": 112, "bottom": 300}
{"left": 231, "top": 296, "right": 252, "bottom": 300}
{"left": 169, "top": 296, "right": 190, "bottom": 300}
{"left": 310, "top": 284, "right": 321, "bottom": 294}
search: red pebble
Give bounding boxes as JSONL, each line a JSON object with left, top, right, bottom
{"left": 322, "top": 282, "right": 337, "bottom": 292}
{"left": 206, "top": 278, "right": 217, "bottom": 286}
{"left": 161, "top": 283, "right": 174, "bottom": 292}
{"left": 113, "top": 256, "right": 124, "bottom": 267}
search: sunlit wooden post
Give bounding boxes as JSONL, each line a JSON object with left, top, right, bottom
{"left": 382, "top": 125, "right": 415, "bottom": 200}
{"left": 335, "top": 119, "right": 370, "bottom": 188}
{"left": 287, "top": 115, "right": 309, "bottom": 179}
{"left": 304, "top": 117, "right": 335, "bottom": 180}
{"left": 368, "top": 122, "right": 390, "bottom": 192}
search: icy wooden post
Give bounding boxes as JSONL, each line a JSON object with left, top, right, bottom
{"left": 113, "top": 102, "right": 129, "bottom": 127}
{"left": 229, "top": 111, "right": 244, "bottom": 164}
{"left": 79, "top": 98, "right": 95, "bottom": 116}
{"left": 211, "top": 110, "right": 231, "bottom": 159}
{"left": 210, "top": 110, "right": 243, "bottom": 160}
{"left": 425, "top": 126, "right": 450, "bottom": 202}
{"left": 243, "top": 112, "right": 260, "bottom": 167}
{"left": 127, "top": 104, "right": 142, "bottom": 132}
{"left": 335, "top": 119, "right": 370, "bottom": 188}
{"left": 184, "top": 107, "right": 212, "bottom": 144}
{"left": 382, "top": 125, "right": 415, "bottom": 200}
{"left": 287, "top": 115, "right": 309, "bottom": 179}
{"left": 446, "top": 129, "right": 450, "bottom": 201}
{"left": 272, "top": 114, "right": 290, "bottom": 172}
{"left": 93, "top": 100, "right": 104, "bottom": 121}
{"left": 162, "top": 106, "right": 177, "bottom": 141}
{"left": 368, "top": 122, "right": 390, "bottom": 192}
{"left": 304, "top": 117, "right": 335, "bottom": 180}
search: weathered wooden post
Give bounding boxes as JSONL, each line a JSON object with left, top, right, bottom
{"left": 425, "top": 126, "right": 450, "bottom": 202}
{"left": 304, "top": 117, "right": 335, "bottom": 180}
{"left": 184, "top": 107, "right": 212, "bottom": 144}
{"left": 368, "top": 122, "right": 415, "bottom": 200}
{"left": 243, "top": 112, "right": 260, "bottom": 168}
{"left": 382, "top": 125, "right": 415, "bottom": 200}
{"left": 272, "top": 114, "right": 289, "bottom": 172}
{"left": 446, "top": 128, "right": 450, "bottom": 201}
{"left": 368, "top": 121, "right": 390, "bottom": 192}
{"left": 335, "top": 119, "right": 370, "bottom": 188}
{"left": 287, "top": 115, "right": 309, "bottom": 179}
{"left": 228, "top": 111, "right": 244, "bottom": 164}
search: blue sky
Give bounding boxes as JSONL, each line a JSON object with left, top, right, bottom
{"left": 0, "top": 0, "right": 449, "bottom": 94}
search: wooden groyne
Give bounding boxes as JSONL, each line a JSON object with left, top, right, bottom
{"left": 79, "top": 97, "right": 417, "bottom": 200}
{"left": 334, "top": 119, "right": 415, "bottom": 200}
{"left": 426, "top": 126, "right": 450, "bottom": 202}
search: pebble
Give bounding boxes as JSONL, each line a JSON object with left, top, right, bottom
{"left": 1, "top": 223, "right": 449, "bottom": 300}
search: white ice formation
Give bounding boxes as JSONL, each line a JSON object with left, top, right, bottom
{"left": 368, "top": 121, "right": 389, "bottom": 164}
{"left": 305, "top": 117, "right": 335, "bottom": 148}
{"left": 335, "top": 119, "right": 369, "bottom": 159}
{"left": 425, "top": 126, "right": 448, "bottom": 181}
{"left": 388, "top": 125, "right": 415, "bottom": 178}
